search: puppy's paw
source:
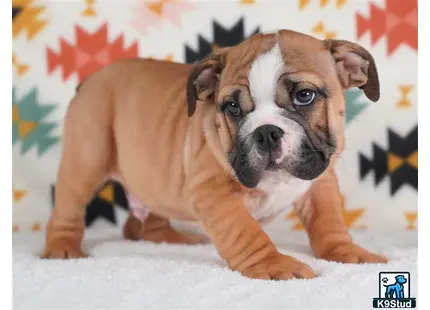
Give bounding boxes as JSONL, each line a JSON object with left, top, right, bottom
{"left": 40, "top": 241, "right": 88, "bottom": 259}
{"left": 321, "top": 242, "right": 387, "bottom": 264}
{"left": 240, "top": 253, "right": 317, "bottom": 280}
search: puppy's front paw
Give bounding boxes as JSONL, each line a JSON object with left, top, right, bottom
{"left": 40, "top": 241, "right": 88, "bottom": 259}
{"left": 240, "top": 253, "right": 317, "bottom": 280}
{"left": 321, "top": 243, "right": 387, "bottom": 264}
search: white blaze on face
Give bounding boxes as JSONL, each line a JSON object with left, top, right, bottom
{"left": 242, "top": 43, "right": 304, "bottom": 166}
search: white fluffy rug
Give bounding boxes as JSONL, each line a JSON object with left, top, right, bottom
{"left": 13, "top": 222, "right": 417, "bottom": 310}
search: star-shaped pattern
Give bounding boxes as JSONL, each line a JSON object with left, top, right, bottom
{"left": 344, "top": 89, "right": 369, "bottom": 125}
{"left": 286, "top": 194, "right": 366, "bottom": 230}
{"left": 185, "top": 18, "right": 260, "bottom": 64}
{"left": 12, "top": 87, "right": 59, "bottom": 157}
{"left": 356, "top": 0, "right": 417, "bottom": 56}
{"left": 130, "top": 0, "right": 194, "bottom": 35}
{"left": 51, "top": 181, "right": 129, "bottom": 227}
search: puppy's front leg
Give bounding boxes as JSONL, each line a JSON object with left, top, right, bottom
{"left": 192, "top": 181, "right": 316, "bottom": 280}
{"left": 294, "top": 169, "right": 387, "bottom": 264}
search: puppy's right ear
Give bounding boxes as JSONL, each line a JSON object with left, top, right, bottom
{"left": 186, "top": 48, "right": 229, "bottom": 117}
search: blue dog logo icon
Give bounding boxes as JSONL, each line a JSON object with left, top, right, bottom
{"left": 373, "top": 272, "right": 416, "bottom": 308}
{"left": 383, "top": 275, "right": 407, "bottom": 299}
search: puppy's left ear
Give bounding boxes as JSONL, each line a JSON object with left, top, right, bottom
{"left": 325, "top": 40, "right": 380, "bottom": 102}
{"left": 186, "top": 47, "right": 230, "bottom": 117}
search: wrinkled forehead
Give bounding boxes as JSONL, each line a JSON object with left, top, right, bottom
{"left": 220, "top": 30, "right": 337, "bottom": 90}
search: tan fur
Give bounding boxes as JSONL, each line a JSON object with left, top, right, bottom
{"left": 41, "top": 30, "right": 386, "bottom": 280}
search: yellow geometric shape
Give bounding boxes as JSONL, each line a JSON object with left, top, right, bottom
{"left": 12, "top": 52, "right": 30, "bottom": 77}
{"left": 339, "top": 194, "right": 366, "bottom": 229}
{"left": 324, "top": 32, "right": 337, "bottom": 39}
{"left": 406, "top": 151, "right": 418, "bottom": 169}
{"left": 299, "top": 0, "right": 312, "bottom": 9}
{"left": 312, "top": 21, "right": 325, "bottom": 33}
{"left": 13, "top": 225, "right": 19, "bottom": 232}
{"left": 285, "top": 210, "right": 305, "bottom": 230}
{"left": 404, "top": 211, "right": 417, "bottom": 230}
{"left": 13, "top": 187, "right": 27, "bottom": 203}
{"left": 397, "top": 85, "right": 413, "bottom": 108}
{"left": 12, "top": 105, "right": 20, "bottom": 122}
{"left": 388, "top": 152, "right": 405, "bottom": 173}
{"left": 312, "top": 21, "right": 337, "bottom": 39}
{"left": 18, "top": 120, "right": 37, "bottom": 138}
{"left": 12, "top": 0, "right": 48, "bottom": 40}
{"left": 82, "top": 0, "right": 97, "bottom": 17}
{"left": 285, "top": 194, "right": 366, "bottom": 230}
{"left": 99, "top": 183, "right": 114, "bottom": 203}
{"left": 148, "top": 54, "right": 174, "bottom": 62}
{"left": 336, "top": 0, "right": 347, "bottom": 8}
{"left": 147, "top": 1, "right": 166, "bottom": 16}
{"left": 31, "top": 222, "right": 41, "bottom": 232}
{"left": 164, "top": 54, "right": 174, "bottom": 62}
{"left": 320, "top": 0, "right": 330, "bottom": 7}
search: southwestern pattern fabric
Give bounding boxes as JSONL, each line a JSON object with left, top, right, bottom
{"left": 12, "top": 0, "right": 418, "bottom": 233}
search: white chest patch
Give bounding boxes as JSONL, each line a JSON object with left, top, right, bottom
{"left": 244, "top": 171, "right": 311, "bottom": 224}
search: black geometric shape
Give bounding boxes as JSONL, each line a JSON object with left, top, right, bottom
{"left": 50, "top": 181, "right": 130, "bottom": 228}
{"left": 13, "top": 6, "right": 23, "bottom": 20}
{"left": 358, "top": 125, "right": 418, "bottom": 196}
{"left": 185, "top": 17, "right": 260, "bottom": 64}
{"left": 359, "top": 144, "right": 387, "bottom": 185}
{"left": 388, "top": 126, "right": 417, "bottom": 157}
{"left": 390, "top": 164, "right": 418, "bottom": 196}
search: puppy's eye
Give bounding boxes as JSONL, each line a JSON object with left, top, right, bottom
{"left": 224, "top": 101, "right": 242, "bottom": 118}
{"left": 294, "top": 89, "right": 316, "bottom": 106}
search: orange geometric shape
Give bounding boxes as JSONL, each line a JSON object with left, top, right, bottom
{"left": 240, "top": 0, "right": 255, "bottom": 4}
{"left": 12, "top": 53, "right": 30, "bottom": 76}
{"left": 82, "top": 0, "right": 97, "bottom": 17}
{"left": 12, "top": 0, "right": 48, "bottom": 40}
{"left": 99, "top": 183, "right": 114, "bottom": 203}
{"left": 31, "top": 223, "right": 41, "bottom": 232}
{"left": 147, "top": 1, "right": 168, "bottom": 15}
{"left": 18, "top": 121, "right": 37, "bottom": 138}
{"left": 285, "top": 210, "right": 305, "bottom": 230}
{"left": 312, "top": 21, "right": 337, "bottom": 40}
{"left": 13, "top": 187, "right": 27, "bottom": 203}
{"left": 298, "top": 0, "right": 311, "bottom": 9}
{"left": 397, "top": 85, "right": 413, "bottom": 108}
{"left": 285, "top": 194, "right": 366, "bottom": 230}
{"left": 388, "top": 153, "right": 404, "bottom": 173}
{"left": 404, "top": 211, "right": 417, "bottom": 230}
{"left": 406, "top": 151, "right": 418, "bottom": 169}
{"left": 12, "top": 105, "right": 20, "bottom": 122}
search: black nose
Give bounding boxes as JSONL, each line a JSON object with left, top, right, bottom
{"left": 253, "top": 125, "right": 284, "bottom": 152}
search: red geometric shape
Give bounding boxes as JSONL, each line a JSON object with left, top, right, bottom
{"left": 356, "top": 0, "right": 417, "bottom": 56}
{"left": 356, "top": 3, "right": 386, "bottom": 45}
{"left": 46, "top": 23, "right": 139, "bottom": 82}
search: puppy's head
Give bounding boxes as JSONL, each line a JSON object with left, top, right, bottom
{"left": 187, "top": 30, "right": 380, "bottom": 188}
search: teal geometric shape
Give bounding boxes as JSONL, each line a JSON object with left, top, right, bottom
{"left": 12, "top": 87, "right": 60, "bottom": 157}
{"left": 344, "top": 89, "right": 369, "bottom": 125}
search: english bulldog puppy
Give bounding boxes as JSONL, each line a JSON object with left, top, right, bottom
{"left": 41, "top": 30, "right": 387, "bottom": 280}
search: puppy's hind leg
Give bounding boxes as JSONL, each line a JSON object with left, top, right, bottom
{"left": 122, "top": 193, "right": 208, "bottom": 245}
{"left": 41, "top": 89, "right": 114, "bottom": 259}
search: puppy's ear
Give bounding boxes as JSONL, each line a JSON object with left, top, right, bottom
{"left": 325, "top": 40, "right": 380, "bottom": 102}
{"left": 186, "top": 48, "right": 229, "bottom": 117}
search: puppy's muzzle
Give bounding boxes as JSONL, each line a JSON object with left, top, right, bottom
{"left": 253, "top": 125, "right": 284, "bottom": 154}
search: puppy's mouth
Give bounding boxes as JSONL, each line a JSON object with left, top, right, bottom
{"left": 230, "top": 135, "right": 331, "bottom": 189}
